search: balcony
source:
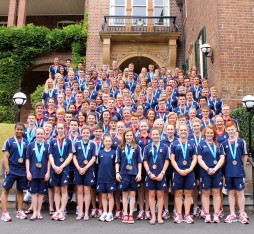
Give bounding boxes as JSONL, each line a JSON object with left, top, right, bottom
{"left": 101, "top": 15, "right": 178, "bottom": 33}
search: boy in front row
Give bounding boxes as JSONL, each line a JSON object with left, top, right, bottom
{"left": 222, "top": 121, "right": 249, "bottom": 224}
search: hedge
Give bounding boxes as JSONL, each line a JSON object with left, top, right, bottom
{"left": 230, "top": 107, "right": 254, "bottom": 155}
{"left": 0, "top": 21, "right": 87, "bottom": 122}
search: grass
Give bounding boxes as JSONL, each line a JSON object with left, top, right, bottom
{"left": 0, "top": 123, "right": 15, "bottom": 160}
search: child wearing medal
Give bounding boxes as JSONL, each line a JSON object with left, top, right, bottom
{"left": 73, "top": 126, "right": 97, "bottom": 221}
{"left": 49, "top": 122, "right": 73, "bottom": 221}
{"left": 189, "top": 117, "right": 203, "bottom": 218}
{"left": 160, "top": 124, "right": 177, "bottom": 220}
{"left": 43, "top": 121, "right": 55, "bottom": 215}
{"left": 221, "top": 121, "right": 249, "bottom": 224}
{"left": 26, "top": 128, "right": 50, "bottom": 220}
{"left": 143, "top": 128, "right": 170, "bottom": 225}
{"left": 136, "top": 120, "right": 152, "bottom": 220}
{"left": 90, "top": 125, "right": 104, "bottom": 218}
{"left": 1, "top": 123, "right": 29, "bottom": 222}
{"left": 170, "top": 124, "right": 197, "bottom": 224}
{"left": 116, "top": 129, "right": 142, "bottom": 224}
{"left": 97, "top": 134, "right": 116, "bottom": 222}
{"left": 197, "top": 125, "right": 225, "bottom": 223}
{"left": 24, "top": 113, "right": 37, "bottom": 143}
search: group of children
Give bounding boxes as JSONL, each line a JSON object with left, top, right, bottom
{"left": 0, "top": 59, "right": 250, "bottom": 225}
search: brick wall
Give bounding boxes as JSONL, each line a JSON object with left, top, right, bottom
{"left": 184, "top": 0, "right": 254, "bottom": 107}
{"left": 86, "top": 0, "right": 110, "bottom": 69}
{"left": 170, "top": 0, "right": 184, "bottom": 67}
{"left": 217, "top": 0, "right": 254, "bottom": 107}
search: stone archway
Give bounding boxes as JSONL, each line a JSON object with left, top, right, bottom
{"left": 118, "top": 56, "right": 161, "bottom": 74}
{"left": 20, "top": 52, "right": 72, "bottom": 121}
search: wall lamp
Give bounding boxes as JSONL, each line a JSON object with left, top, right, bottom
{"left": 200, "top": 43, "right": 214, "bottom": 63}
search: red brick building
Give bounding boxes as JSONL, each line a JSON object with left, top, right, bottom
{"left": 0, "top": 0, "right": 254, "bottom": 105}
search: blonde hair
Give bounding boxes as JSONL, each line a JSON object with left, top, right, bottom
{"left": 44, "top": 78, "right": 54, "bottom": 93}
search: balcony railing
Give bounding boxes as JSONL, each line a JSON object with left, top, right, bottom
{"left": 101, "top": 15, "right": 178, "bottom": 33}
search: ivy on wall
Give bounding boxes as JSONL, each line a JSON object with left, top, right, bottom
{"left": 0, "top": 21, "right": 87, "bottom": 122}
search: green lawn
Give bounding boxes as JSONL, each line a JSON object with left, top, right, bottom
{"left": 0, "top": 123, "right": 15, "bottom": 160}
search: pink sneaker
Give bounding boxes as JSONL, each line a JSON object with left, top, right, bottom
{"left": 1, "top": 212, "right": 12, "bottom": 222}
{"left": 238, "top": 214, "right": 249, "bottom": 224}
{"left": 16, "top": 210, "right": 27, "bottom": 220}
{"left": 137, "top": 210, "right": 144, "bottom": 220}
{"left": 174, "top": 213, "right": 183, "bottom": 224}
{"left": 224, "top": 214, "right": 238, "bottom": 223}
{"left": 184, "top": 214, "right": 194, "bottom": 224}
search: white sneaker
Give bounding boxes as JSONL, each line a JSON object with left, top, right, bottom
{"left": 184, "top": 214, "right": 194, "bottom": 224}
{"left": 213, "top": 213, "right": 220, "bottom": 223}
{"left": 76, "top": 206, "right": 80, "bottom": 215}
{"left": 97, "top": 208, "right": 103, "bottom": 218}
{"left": 23, "top": 191, "right": 32, "bottom": 202}
{"left": 162, "top": 210, "right": 170, "bottom": 219}
{"left": 222, "top": 187, "right": 228, "bottom": 195}
{"left": 58, "top": 211, "right": 66, "bottom": 221}
{"left": 218, "top": 208, "right": 224, "bottom": 218}
{"left": 137, "top": 210, "right": 144, "bottom": 220}
{"left": 16, "top": 210, "right": 27, "bottom": 220}
{"left": 199, "top": 209, "right": 205, "bottom": 219}
{"left": 51, "top": 211, "right": 59, "bottom": 220}
{"left": 192, "top": 206, "right": 200, "bottom": 217}
{"left": 71, "top": 193, "right": 76, "bottom": 203}
{"left": 105, "top": 213, "right": 114, "bottom": 222}
{"left": 1, "top": 212, "right": 12, "bottom": 222}
{"left": 114, "top": 209, "right": 122, "bottom": 219}
{"left": 99, "top": 212, "right": 107, "bottom": 221}
{"left": 205, "top": 214, "right": 212, "bottom": 223}
{"left": 90, "top": 208, "right": 97, "bottom": 218}
{"left": 145, "top": 211, "right": 151, "bottom": 220}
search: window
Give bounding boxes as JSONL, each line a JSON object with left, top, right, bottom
{"left": 0, "top": 22, "right": 7, "bottom": 27}
{"left": 110, "top": 0, "right": 126, "bottom": 25}
{"left": 195, "top": 27, "right": 207, "bottom": 79}
{"left": 154, "top": 0, "right": 169, "bottom": 17}
{"left": 57, "top": 21, "right": 76, "bottom": 29}
{"left": 132, "top": 0, "right": 147, "bottom": 16}
{"left": 110, "top": 0, "right": 126, "bottom": 16}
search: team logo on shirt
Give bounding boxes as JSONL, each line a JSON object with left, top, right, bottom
{"left": 110, "top": 187, "right": 114, "bottom": 190}
{"left": 111, "top": 155, "right": 114, "bottom": 158}
{"left": 160, "top": 149, "right": 162, "bottom": 152}
{"left": 91, "top": 180, "right": 94, "bottom": 183}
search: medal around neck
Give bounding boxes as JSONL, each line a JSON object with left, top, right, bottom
{"left": 36, "top": 163, "right": 42, "bottom": 168}
{"left": 18, "top": 158, "right": 23, "bottom": 163}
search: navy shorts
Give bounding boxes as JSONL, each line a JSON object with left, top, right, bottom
{"left": 96, "top": 183, "right": 117, "bottom": 193}
{"left": 172, "top": 171, "right": 196, "bottom": 190}
{"left": 145, "top": 176, "right": 167, "bottom": 191}
{"left": 29, "top": 178, "right": 47, "bottom": 194}
{"left": 50, "top": 172, "right": 69, "bottom": 187}
{"left": 118, "top": 175, "right": 140, "bottom": 192}
{"left": 225, "top": 177, "right": 245, "bottom": 191}
{"left": 2, "top": 174, "right": 28, "bottom": 191}
{"left": 74, "top": 170, "right": 96, "bottom": 186}
{"left": 200, "top": 175, "right": 223, "bottom": 190}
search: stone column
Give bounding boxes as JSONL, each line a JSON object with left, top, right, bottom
{"left": 7, "top": 0, "right": 18, "bottom": 26}
{"left": 17, "top": 0, "right": 27, "bottom": 27}
{"left": 169, "top": 39, "right": 177, "bottom": 69}
{"left": 102, "top": 37, "right": 111, "bottom": 66}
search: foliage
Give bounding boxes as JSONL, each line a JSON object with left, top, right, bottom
{"left": 230, "top": 107, "right": 254, "bottom": 155}
{"left": 0, "top": 21, "right": 87, "bottom": 122}
{"left": 30, "top": 85, "right": 45, "bottom": 109}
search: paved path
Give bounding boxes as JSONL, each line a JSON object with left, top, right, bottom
{"left": 0, "top": 210, "right": 253, "bottom": 234}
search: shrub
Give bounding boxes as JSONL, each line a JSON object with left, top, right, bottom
{"left": 230, "top": 107, "right": 254, "bottom": 155}
{"left": 0, "top": 21, "right": 87, "bottom": 122}
{"left": 30, "top": 85, "right": 45, "bottom": 108}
